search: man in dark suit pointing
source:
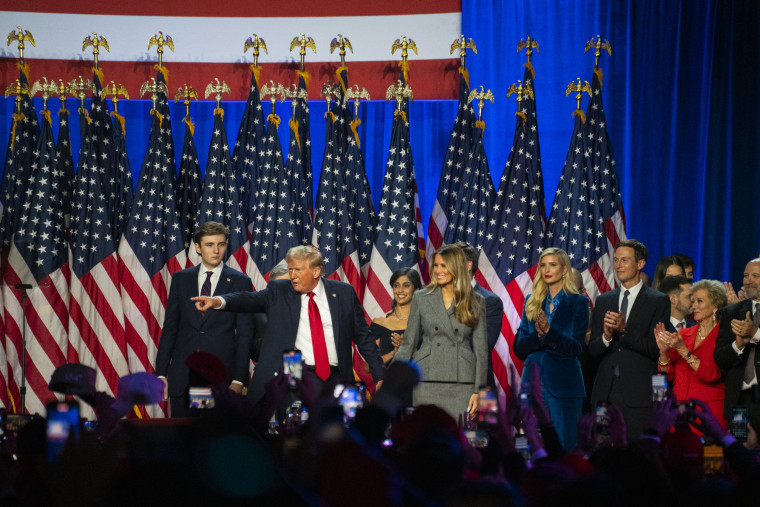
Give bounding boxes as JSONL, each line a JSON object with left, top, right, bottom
{"left": 588, "top": 239, "right": 670, "bottom": 440}
{"left": 156, "top": 222, "right": 254, "bottom": 417}
{"left": 193, "top": 245, "right": 384, "bottom": 404}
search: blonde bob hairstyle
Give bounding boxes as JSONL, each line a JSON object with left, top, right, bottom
{"left": 426, "top": 244, "right": 482, "bottom": 328}
{"left": 524, "top": 247, "right": 579, "bottom": 321}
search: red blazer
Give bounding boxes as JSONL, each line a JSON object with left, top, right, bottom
{"left": 667, "top": 324, "right": 726, "bottom": 426}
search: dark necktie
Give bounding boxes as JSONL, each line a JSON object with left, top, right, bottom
{"left": 743, "top": 302, "right": 760, "bottom": 384}
{"left": 676, "top": 322, "right": 685, "bottom": 330}
{"left": 308, "top": 291, "right": 330, "bottom": 381}
{"left": 620, "top": 290, "right": 631, "bottom": 322}
{"left": 200, "top": 270, "right": 213, "bottom": 315}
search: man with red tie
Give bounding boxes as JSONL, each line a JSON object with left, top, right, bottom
{"left": 193, "top": 245, "right": 384, "bottom": 404}
{"left": 156, "top": 221, "right": 254, "bottom": 417}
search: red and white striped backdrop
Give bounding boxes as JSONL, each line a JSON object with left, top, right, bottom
{"left": 1, "top": 1, "right": 462, "bottom": 101}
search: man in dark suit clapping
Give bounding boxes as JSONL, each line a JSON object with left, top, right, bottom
{"left": 155, "top": 222, "right": 255, "bottom": 417}
{"left": 589, "top": 239, "right": 670, "bottom": 440}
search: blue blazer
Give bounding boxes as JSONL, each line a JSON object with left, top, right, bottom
{"left": 155, "top": 265, "right": 254, "bottom": 397}
{"left": 514, "top": 291, "right": 589, "bottom": 398}
{"left": 221, "top": 278, "right": 385, "bottom": 404}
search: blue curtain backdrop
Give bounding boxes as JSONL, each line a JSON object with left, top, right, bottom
{"left": 1, "top": 0, "right": 758, "bottom": 282}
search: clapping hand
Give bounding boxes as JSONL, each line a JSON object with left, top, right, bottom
{"left": 731, "top": 311, "right": 757, "bottom": 345}
{"left": 655, "top": 322, "right": 677, "bottom": 352}
{"left": 535, "top": 309, "right": 550, "bottom": 337}
{"left": 390, "top": 332, "right": 404, "bottom": 349}
{"left": 724, "top": 282, "right": 743, "bottom": 305}
{"left": 603, "top": 311, "right": 625, "bottom": 340}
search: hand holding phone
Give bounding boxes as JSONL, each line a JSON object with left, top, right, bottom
{"left": 283, "top": 349, "right": 303, "bottom": 388}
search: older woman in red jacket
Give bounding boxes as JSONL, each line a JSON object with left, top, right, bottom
{"left": 655, "top": 279, "right": 728, "bottom": 427}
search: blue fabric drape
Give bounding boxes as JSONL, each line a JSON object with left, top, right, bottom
{"left": 463, "top": 0, "right": 760, "bottom": 281}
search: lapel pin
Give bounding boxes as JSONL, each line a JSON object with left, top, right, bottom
{"left": 226, "top": 278, "right": 231, "bottom": 282}
{"left": 332, "top": 293, "right": 336, "bottom": 298}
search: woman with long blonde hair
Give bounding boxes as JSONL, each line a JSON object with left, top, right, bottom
{"left": 395, "top": 244, "right": 487, "bottom": 421}
{"left": 515, "top": 247, "right": 589, "bottom": 449}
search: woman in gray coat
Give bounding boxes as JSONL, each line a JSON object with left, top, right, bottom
{"left": 395, "top": 244, "right": 487, "bottom": 421}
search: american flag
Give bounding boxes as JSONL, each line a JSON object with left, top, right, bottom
{"left": 1, "top": 63, "right": 40, "bottom": 412}
{"left": 424, "top": 70, "right": 475, "bottom": 279}
{"left": 546, "top": 109, "right": 605, "bottom": 290}
{"left": 118, "top": 111, "right": 187, "bottom": 417}
{"left": 442, "top": 121, "right": 495, "bottom": 247}
{"left": 68, "top": 106, "right": 129, "bottom": 402}
{"left": 154, "top": 65, "right": 177, "bottom": 193}
{"left": 582, "top": 68, "right": 626, "bottom": 301}
{"left": 285, "top": 93, "right": 313, "bottom": 246}
{"left": 364, "top": 103, "right": 421, "bottom": 319}
{"left": 87, "top": 68, "right": 118, "bottom": 245}
{"left": 109, "top": 108, "right": 133, "bottom": 245}
{"left": 3, "top": 108, "right": 69, "bottom": 415}
{"left": 232, "top": 67, "right": 266, "bottom": 231}
{"left": 187, "top": 109, "right": 250, "bottom": 275}
{"left": 55, "top": 106, "right": 75, "bottom": 237}
{"left": 176, "top": 116, "right": 203, "bottom": 255}
{"left": 476, "top": 63, "right": 546, "bottom": 395}
{"left": 248, "top": 109, "right": 300, "bottom": 290}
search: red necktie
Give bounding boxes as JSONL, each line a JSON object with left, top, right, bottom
{"left": 308, "top": 291, "right": 330, "bottom": 381}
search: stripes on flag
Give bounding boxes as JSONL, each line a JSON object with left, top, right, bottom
{"left": 476, "top": 63, "right": 546, "bottom": 398}
{"left": 187, "top": 109, "right": 251, "bottom": 275}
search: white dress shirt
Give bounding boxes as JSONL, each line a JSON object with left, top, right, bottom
{"left": 295, "top": 279, "right": 338, "bottom": 367}
{"left": 197, "top": 262, "right": 224, "bottom": 296}
{"left": 602, "top": 280, "right": 645, "bottom": 347}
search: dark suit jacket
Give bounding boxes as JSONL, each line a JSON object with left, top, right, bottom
{"left": 514, "top": 291, "right": 589, "bottom": 398}
{"left": 665, "top": 318, "right": 696, "bottom": 333}
{"left": 474, "top": 283, "right": 504, "bottom": 389}
{"left": 714, "top": 299, "right": 758, "bottom": 421}
{"left": 588, "top": 284, "right": 670, "bottom": 408}
{"left": 155, "top": 265, "right": 254, "bottom": 397}
{"left": 222, "top": 278, "right": 385, "bottom": 404}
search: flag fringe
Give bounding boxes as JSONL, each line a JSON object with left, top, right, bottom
{"left": 296, "top": 70, "right": 311, "bottom": 88}
{"left": 250, "top": 65, "right": 261, "bottom": 89}
{"left": 399, "top": 60, "right": 410, "bottom": 83}
{"left": 111, "top": 111, "right": 126, "bottom": 133}
{"left": 154, "top": 64, "right": 170, "bottom": 84}
{"left": 41, "top": 109, "right": 51, "bottom": 125}
{"left": 394, "top": 109, "right": 408, "bottom": 123}
{"left": 289, "top": 117, "right": 301, "bottom": 150}
{"left": 572, "top": 109, "right": 586, "bottom": 124}
{"left": 214, "top": 107, "right": 224, "bottom": 119}
{"left": 267, "top": 113, "right": 280, "bottom": 128}
{"left": 523, "top": 61, "right": 535, "bottom": 80}
{"left": 151, "top": 108, "right": 164, "bottom": 127}
{"left": 336, "top": 66, "right": 348, "bottom": 92}
{"left": 92, "top": 66, "right": 105, "bottom": 86}
{"left": 515, "top": 111, "right": 527, "bottom": 130}
{"left": 183, "top": 115, "right": 195, "bottom": 136}
{"left": 475, "top": 119, "right": 485, "bottom": 132}
{"left": 17, "top": 62, "right": 30, "bottom": 81}
{"left": 459, "top": 67, "right": 469, "bottom": 89}
{"left": 9, "top": 112, "right": 25, "bottom": 150}
{"left": 325, "top": 111, "right": 335, "bottom": 122}
{"left": 350, "top": 118, "right": 361, "bottom": 149}
{"left": 594, "top": 67, "right": 604, "bottom": 87}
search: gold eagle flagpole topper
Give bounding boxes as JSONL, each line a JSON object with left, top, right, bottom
{"left": 450, "top": 35, "right": 476, "bottom": 69}
{"left": 244, "top": 34, "right": 267, "bottom": 68}
{"left": 391, "top": 35, "right": 417, "bottom": 83}
{"left": 7, "top": 26, "right": 35, "bottom": 64}
{"left": 517, "top": 35, "right": 539, "bottom": 63}
{"left": 585, "top": 35, "right": 611, "bottom": 69}
{"left": 140, "top": 77, "right": 169, "bottom": 112}
{"left": 30, "top": 77, "right": 58, "bottom": 111}
{"left": 260, "top": 81, "right": 287, "bottom": 125}
{"left": 386, "top": 80, "right": 413, "bottom": 122}
{"left": 175, "top": 84, "right": 198, "bottom": 120}
{"left": 69, "top": 75, "right": 94, "bottom": 111}
{"left": 149, "top": 32, "right": 174, "bottom": 67}
{"left": 82, "top": 32, "right": 110, "bottom": 69}
{"left": 57, "top": 80, "right": 72, "bottom": 112}
{"left": 565, "top": 78, "right": 592, "bottom": 123}
{"left": 345, "top": 85, "right": 369, "bottom": 148}
{"left": 102, "top": 81, "right": 129, "bottom": 115}
{"left": 321, "top": 82, "right": 339, "bottom": 117}
{"left": 506, "top": 80, "right": 535, "bottom": 128}
{"left": 330, "top": 34, "right": 352, "bottom": 67}
{"left": 290, "top": 33, "right": 316, "bottom": 73}
{"left": 205, "top": 78, "right": 230, "bottom": 113}
{"left": 468, "top": 85, "right": 494, "bottom": 124}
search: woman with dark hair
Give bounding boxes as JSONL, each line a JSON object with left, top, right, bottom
{"left": 395, "top": 244, "right": 487, "bottom": 420}
{"left": 652, "top": 255, "right": 686, "bottom": 290}
{"left": 371, "top": 267, "right": 422, "bottom": 365}
{"left": 656, "top": 279, "right": 728, "bottom": 428}
{"left": 514, "top": 247, "right": 589, "bottom": 449}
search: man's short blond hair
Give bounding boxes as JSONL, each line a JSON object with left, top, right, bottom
{"left": 285, "top": 245, "right": 325, "bottom": 276}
